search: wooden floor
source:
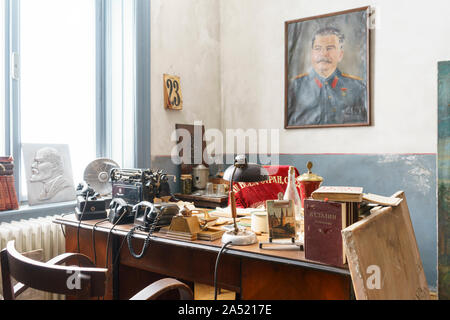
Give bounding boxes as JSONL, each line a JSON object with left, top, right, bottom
{"left": 193, "top": 284, "right": 437, "bottom": 300}
{"left": 194, "top": 283, "right": 236, "bottom": 300}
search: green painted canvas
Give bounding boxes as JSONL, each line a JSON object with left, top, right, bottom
{"left": 438, "top": 61, "right": 450, "bottom": 299}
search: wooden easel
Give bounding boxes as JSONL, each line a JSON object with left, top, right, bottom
{"left": 342, "top": 191, "right": 430, "bottom": 300}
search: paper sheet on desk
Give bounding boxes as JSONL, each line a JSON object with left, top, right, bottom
{"left": 209, "top": 206, "right": 266, "bottom": 217}
{"left": 191, "top": 212, "right": 235, "bottom": 226}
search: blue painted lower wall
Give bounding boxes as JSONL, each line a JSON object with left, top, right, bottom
{"left": 153, "top": 153, "right": 437, "bottom": 290}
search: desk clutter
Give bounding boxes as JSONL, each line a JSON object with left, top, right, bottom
{"left": 66, "top": 155, "right": 429, "bottom": 299}
{"left": 73, "top": 158, "right": 413, "bottom": 253}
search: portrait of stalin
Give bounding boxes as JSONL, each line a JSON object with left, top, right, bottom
{"left": 287, "top": 26, "right": 368, "bottom": 126}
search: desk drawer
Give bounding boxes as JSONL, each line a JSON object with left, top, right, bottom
{"left": 119, "top": 236, "right": 241, "bottom": 293}
{"left": 241, "top": 258, "right": 351, "bottom": 300}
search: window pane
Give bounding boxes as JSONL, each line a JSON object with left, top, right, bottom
{"left": 110, "top": 0, "right": 124, "bottom": 166}
{"left": 20, "top": 0, "right": 96, "bottom": 195}
{"left": 121, "top": 0, "right": 135, "bottom": 168}
{"left": 110, "top": 0, "right": 135, "bottom": 168}
{"left": 0, "top": 0, "right": 5, "bottom": 155}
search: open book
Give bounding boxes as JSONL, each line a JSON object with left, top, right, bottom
{"left": 362, "top": 193, "right": 403, "bottom": 206}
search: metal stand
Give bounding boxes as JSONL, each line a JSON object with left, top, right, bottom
{"left": 259, "top": 237, "right": 303, "bottom": 250}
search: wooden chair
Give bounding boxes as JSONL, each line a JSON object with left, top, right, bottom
{"left": 1, "top": 240, "right": 193, "bottom": 300}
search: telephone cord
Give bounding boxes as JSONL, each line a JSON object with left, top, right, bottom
{"left": 126, "top": 211, "right": 163, "bottom": 259}
{"left": 214, "top": 241, "right": 233, "bottom": 300}
{"left": 91, "top": 218, "right": 108, "bottom": 265}
{"left": 104, "top": 210, "right": 129, "bottom": 269}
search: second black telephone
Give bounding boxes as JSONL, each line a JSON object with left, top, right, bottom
{"left": 132, "top": 201, "right": 179, "bottom": 231}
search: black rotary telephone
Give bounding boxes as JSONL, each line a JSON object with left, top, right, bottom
{"left": 108, "top": 198, "right": 135, "bottom": 225}
{"left": 126, "top": 201, "right": 179, "bottom": 259}
{"left": 75, "top": 181, "right": 107, "bottom": 221}
{"left": 132, "top": 201, "right": 179, "bottom": 231}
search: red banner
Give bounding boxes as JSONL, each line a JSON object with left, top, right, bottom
{"left": 231, "top": 165, "right": 301, "bottom": 208}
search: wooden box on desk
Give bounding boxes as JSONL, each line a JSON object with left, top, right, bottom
{"left": 174, "top": 193, "right": 228, "bottom": 209}
{"left": 304, "top": 199, "right": 358, "bottom": 267}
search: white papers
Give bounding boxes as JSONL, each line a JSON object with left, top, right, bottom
{"left": 210, "top": 206, "right": 266, "bottom": 217}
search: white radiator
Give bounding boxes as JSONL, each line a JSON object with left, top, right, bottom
{"left": 0, "top": 214, "right": 66, "bottom": 300}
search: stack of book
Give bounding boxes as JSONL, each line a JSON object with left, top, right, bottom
{"left": 159, "top": 226, "right": 225, "bottom": 241}
{"left": 304, "top": 186, "right": 363, "bottom": 267}
{"left": 0, "top": 156, "right": 19, "bottom": 211}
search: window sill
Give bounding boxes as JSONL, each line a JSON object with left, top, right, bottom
{"left": 0, "top": 200, "right": 77, "bottom": 223}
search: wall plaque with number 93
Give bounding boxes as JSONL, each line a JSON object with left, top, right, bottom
{"left": 164, "top": 74, "right": 183, "bottom": 110}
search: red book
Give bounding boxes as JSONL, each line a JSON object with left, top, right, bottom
{"left": 304, "top": 199, "right": 348, "bottom": 267}
{"left": 0, "top": 158, "right": 14, "bottom": 176}
{"left": 6, "top": 175, "right": 19, "bottom": 210}
{"left": 0, "top": 157, "right": 18, "bottom": 210}
{"left": 0, "top": 176, "right": 8, "bottom": 211}
{"left": 0, "top": 156, "right": 14, "bottom": 163}
{"left": 2, "top": 175, "right": 12, "bottom": 210}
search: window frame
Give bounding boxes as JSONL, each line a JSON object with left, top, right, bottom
{"left": 1, "top": 0, "right": 151, "bottom": 218}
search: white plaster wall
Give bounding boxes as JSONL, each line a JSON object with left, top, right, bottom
{"left": 150, "top": 0, "right": 221, "bottom": 156}
{"left": 220, "top": 0, "right": 450, "bottom": 154}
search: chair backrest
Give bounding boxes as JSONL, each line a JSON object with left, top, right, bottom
{"left": 1, "top": 240, "right": 107, "bottom": 300}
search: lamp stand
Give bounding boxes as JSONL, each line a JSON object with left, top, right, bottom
{"left": 221, "top": 228, "right": 257, "bottom": 246}
{"left": 221, "top": 166, "right": 257, "bottom": 245}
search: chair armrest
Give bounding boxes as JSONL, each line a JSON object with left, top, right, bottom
{"left": 13, "top": 253, "right": 97, "bottom": 297}
{"left": 46, "top": 253, "right": 96, "bottom": 268}
{"left": 129, "top": 278, "right": 193, "bottom": 300}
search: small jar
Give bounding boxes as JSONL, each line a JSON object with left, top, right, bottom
{"left": 180, "top": 174, "right": 193, "bottom": 194}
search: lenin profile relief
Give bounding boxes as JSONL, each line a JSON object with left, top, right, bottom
{"left": 22, "top": 143, "right": 76, "bottom": 206}
{"left": 285, "top": 7, "right": 370, "bottom": 129}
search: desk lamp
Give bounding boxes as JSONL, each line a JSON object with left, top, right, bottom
{"left": 222, "top": 155, "right": 269, "bottom": 245}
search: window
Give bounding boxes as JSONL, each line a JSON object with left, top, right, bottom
{"left": 2, "top": 0, "right": 143, "bottom": 206}
{"left": 109, "top": 0, "right": 135, "bottom": 168}
{"left": 0, "top": 0, "right": 5, "bottom": 155}
{"left": 19, "top": 0, "right": 96, "bottom": 198}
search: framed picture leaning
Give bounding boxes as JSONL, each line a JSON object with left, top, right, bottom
{"left": 285, "top": 6, "right": 371, "bottom": 129}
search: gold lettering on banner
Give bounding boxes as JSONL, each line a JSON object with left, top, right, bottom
{"left": 232, "top": 175, "right": 292, "bottom": 193}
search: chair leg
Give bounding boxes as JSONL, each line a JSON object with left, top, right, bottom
{"left": 1, "top": 249, "right": 15, "bottom": 300}
{"left": 129, "top": 278, "right": 194, "bottom": 300}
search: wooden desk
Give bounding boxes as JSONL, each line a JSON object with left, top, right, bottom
{"left": 54, "top": 214, "right": 353, "bottom": 300}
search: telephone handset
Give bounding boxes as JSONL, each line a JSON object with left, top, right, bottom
{"left": 108, "top": 198, "right": 134, "bottom": 225}
{"left": 126, "top": 201, "right": 179, "bottom": 259}
{"left": 132, "top": 201, "right": 157, "bottom": 231}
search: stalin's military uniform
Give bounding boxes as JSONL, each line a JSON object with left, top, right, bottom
{"left": 287, "top": 68, "right": 367, "bottom": 126}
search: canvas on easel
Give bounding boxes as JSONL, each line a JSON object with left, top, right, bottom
{"left": 342, "top": 191, "right": 430, "bottom": 300}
